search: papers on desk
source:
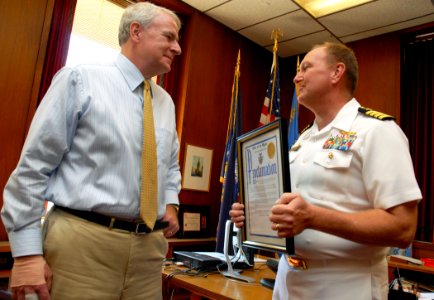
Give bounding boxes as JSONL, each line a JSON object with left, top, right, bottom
{"left": 389, "top": 255, "right": 423, "bottom": 265}
{"left": 391, "top": 277, "right": 434, "bottom": 296}
{"left": 419, "top": 293, "right": 434, "bottom": 300}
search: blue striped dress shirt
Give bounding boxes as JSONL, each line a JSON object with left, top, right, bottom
{"left": 2, "top": 54, "right": 181, "bottom": 257}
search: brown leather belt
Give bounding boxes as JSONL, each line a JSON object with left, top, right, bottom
{"left": 57, "top": 206, "right": 168, "bottom": 234}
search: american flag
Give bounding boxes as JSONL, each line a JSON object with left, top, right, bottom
{"left": 258, "top": 49, "right": 280, "bottom": 127}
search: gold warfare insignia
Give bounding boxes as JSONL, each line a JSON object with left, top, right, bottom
{"left": 267, "top": 142, "right": 276, "bottom": 159}
{"left": 358, "top": 106, "right": 395, "bottom": 121}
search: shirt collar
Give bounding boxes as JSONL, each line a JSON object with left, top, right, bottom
{"left": 331, "top": 98, "right": 360, "bottom": 132}
{"left": 308, "top": 98, "right": 360, "bottom": 138}
{"left": 114, "top": 54, "right": 144, "bottom": 92}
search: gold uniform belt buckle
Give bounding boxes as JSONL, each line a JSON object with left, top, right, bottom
{"left": 286, "top": 255, "right": 308, "bottom": 270}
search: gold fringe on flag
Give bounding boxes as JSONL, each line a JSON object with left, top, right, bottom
{"left": 220, "top": 50, "right": 241, "bottom": 184}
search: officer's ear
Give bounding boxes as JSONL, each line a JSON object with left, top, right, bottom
{"left": 331, "top": 62, "right": 346, "bottom": 84}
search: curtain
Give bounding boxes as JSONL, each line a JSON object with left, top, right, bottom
{"left": 38, "top": 0, "right": 77, "bottom": 104}
{"left": 401, "top": 34, "right": 434, "bottom": 242}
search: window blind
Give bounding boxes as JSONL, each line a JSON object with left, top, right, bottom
{"left": 71, "top": 0, "right": 125, "bottom": 50}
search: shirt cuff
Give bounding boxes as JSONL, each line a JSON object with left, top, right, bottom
{"left": 164, "top": 189, "right": 180, "bottom": 207}
{"left": 8, "top": 228, "right": 43, "bottom": 258}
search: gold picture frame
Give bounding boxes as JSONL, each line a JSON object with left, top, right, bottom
{"left": 182, "top": 144, "right": 213, "bottom": 192}
{"left": 237, "top": 119, "right": 294, "bottom": 254}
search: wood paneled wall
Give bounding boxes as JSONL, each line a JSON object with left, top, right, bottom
{"left": 175, "top": 11, "right": 273, "bottom": 233}
{"left": 0, "top": 0, "right": 54, "bottom": 240}
{"left": 0, "top": 0, "right": 421, "bottom": 241}
{"left": 350, "top": 33, "right": 402, "bottom": 123}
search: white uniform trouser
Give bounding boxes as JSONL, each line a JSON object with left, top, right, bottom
{"left": 273, "top": 255, "right": 388, "bottom": 300}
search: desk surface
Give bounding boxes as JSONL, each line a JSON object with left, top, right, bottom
{"left": 388, "top": 261, "right": 434, "bottom": 275}
{"left": 167, "top": 237, "right": 216, "bottom": 245}
{"left": 162, "top": 262, "right": 274, "bottom": 300}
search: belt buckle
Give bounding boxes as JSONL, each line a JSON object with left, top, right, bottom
{"left": 285, "top": 254, "right": 308, "bottom": 270}
{"left": 135, "top": 222, "right": 152, "bottom": 234}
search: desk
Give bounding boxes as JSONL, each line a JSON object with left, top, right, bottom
{"left": 162, "top": 262, "right": 274, "bottom": 300}
{"left": 388, "top": 260, "right": 434, "bottom": 291}
{"left": 388, "top": 260, "right": 434, "bottom": 285}
{"left": 388, "top": 261, "right": 434, "bottom": 275}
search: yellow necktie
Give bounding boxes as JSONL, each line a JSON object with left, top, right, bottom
{"left": 140, "top": 80, "right": 158, "bottom": 230}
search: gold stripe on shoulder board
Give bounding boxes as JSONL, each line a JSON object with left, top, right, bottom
{"left": 358, "top": 106, "right": 395, "bottom": 121}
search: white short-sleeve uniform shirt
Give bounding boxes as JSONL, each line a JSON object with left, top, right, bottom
{"left": 273, "top": 99, "right": 422, "bottom": 300}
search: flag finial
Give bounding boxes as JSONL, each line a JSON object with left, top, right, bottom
{"left": 235, "top": 49, "right": 241, "bottom": 77}
{"left": 296, "top": 55, "right": 300, "bottom": 73}
{"left": 271, "top": 29, "right": 283, "bottom": 52}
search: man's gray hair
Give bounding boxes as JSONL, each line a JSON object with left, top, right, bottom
{"left": 118, "top": 2, "right": 181, "bottom": 46}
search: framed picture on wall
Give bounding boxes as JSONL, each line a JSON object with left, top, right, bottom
{"left": 182, "top": 144, "right": 213, "bottom": 192}
{"left": 177, "top": 204, "right": 211, "bottom": 238}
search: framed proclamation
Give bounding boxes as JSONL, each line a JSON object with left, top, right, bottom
{"left": 237, "top": 119, "right": 294, "bottom": 254}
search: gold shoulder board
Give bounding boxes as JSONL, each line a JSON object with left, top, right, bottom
{"left": 358, "top": 106, "right": 396, "bottom": 121}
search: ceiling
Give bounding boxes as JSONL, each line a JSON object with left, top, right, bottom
{"left": 180, "top": 0, "right": 434, "bottom": 57}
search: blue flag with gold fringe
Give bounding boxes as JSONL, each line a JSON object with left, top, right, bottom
{"left": 288, "top": 57, "right": 300, "bottom": 149}
{"left": 216, "top": 51, "right": 243, "bottom": 252}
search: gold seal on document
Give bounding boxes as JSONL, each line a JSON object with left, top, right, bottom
{"left": 267, "top": 142, "right": 276, "bottom": 159}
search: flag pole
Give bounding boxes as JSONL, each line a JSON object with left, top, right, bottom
{"left": 268, "top": 29, "right": 283, "bottom": 123}
{"left": 233, "top": 50, "right": 241, "bottom": 130}
{"left": 220, "top": 50, "right": 241, "bottom": 184}
{"left": 227, "top": 50, "right": 241, "bottom": 137}
{"left": 293, "top": 55, "right": 300, "bottom": 114}
{"left": 295, "top": 55, "right": 300, "bottom": 94}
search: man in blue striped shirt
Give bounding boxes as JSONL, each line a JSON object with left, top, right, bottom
{"left": 2, "top": 2, "right": 182, "bottom": 299}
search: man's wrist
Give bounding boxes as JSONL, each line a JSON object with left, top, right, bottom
{"left": 167, "top": 204, "right": 179, "bottom": 214}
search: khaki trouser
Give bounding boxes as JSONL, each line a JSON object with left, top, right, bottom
{"left": 43, "top": 208, "right": 168, "bottom": 300}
